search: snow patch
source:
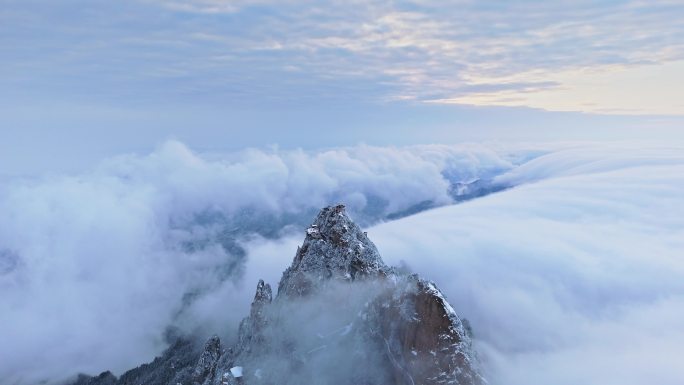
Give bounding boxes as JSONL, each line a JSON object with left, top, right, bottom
{"left": 306, "top": 225, "right": 321, "bottom": 237}
{"left": 230, "top": 366, "right": 243, "bottom": 378}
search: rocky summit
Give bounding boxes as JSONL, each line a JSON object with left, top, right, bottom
{"left": 72, "top": 205, "right": 484, "bottom": 385}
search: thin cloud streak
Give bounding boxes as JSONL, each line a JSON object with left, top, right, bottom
{"left": 3, "top": 0, "right": 683, "bottom": 114}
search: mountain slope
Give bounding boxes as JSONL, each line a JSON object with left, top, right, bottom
{"left": 72, "top": 205, "right": 483, "bottom": 385}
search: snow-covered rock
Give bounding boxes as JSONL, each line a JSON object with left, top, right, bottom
{"left": 229, "top": 367, "right": 243, "bottom": 378}
{"left": 278, "top": 204, "right": 391, "bottom": 297}
{"left": 204, "top": 205, "right": 484, "bottom": 385}
{"left": 71, "top": 205, "right": 484, "bottom": 385}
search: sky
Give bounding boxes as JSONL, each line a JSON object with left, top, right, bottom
{"left": 1, "top": 2, "right": 684, "bottom": 384}
{"left": 1, "top": 0, "right": 684, "bottom": 175}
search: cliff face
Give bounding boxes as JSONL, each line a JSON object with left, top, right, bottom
{"left": 73, "top": 205, "right": 484, "bottom": 385}
{"left": 278, "top": 204, "right": 390, "bottom": 297}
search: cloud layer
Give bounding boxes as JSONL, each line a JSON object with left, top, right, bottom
{"left": 3, "top": 0, "right": 684, "bottom": 113}
{"left": 0, "top": 141, "right": 525, "bottom": 384}
{"left": 2, "top": 141, "right": 682, "bottom": 384}
{"left": 370, "top": 145, "right": 684, "bottom": 384}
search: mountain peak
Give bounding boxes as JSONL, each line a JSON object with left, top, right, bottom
{"left": 305, "top": 204, "right": 354, "bottom": 239}
{"left": 72, "top": 205, "right": 484, "bottom": 385}
{"left": 277, "top": 204, "right": 389, "bottom": 297}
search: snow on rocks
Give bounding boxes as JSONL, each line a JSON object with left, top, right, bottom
{"left": 193, "top": 206, "right": 483, "bottom": 385}
{"left": 278, "top": 204, "right": 390, "bottom": 297}
{"left": 229, "top": 367, "right": 243, "bottom": 378}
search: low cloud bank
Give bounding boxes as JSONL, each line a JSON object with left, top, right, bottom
{"left": 4, "top": 141, "right": 681, "bottom": 384}
{"left": 370, "top": 146, "right": 684, "bottom": 385}
{"left": 0, "top": 141, "right": 527, "bottom": 384}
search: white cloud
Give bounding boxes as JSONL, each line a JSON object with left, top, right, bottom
{"left": 0, "top": 140, "right": 522, "bottom": 384}
{"left": 150, "top": 0, "right": 274, "bottom": 14}
{"left": 2, "top": 141, "right": 682, "bottom": 384}
{"left": 369, "top": 145, "right": 684, "bottom": 384}
{"left": 7, "top": 1, "right": 683, "bottom": 114}
{"left": 431, "top": 61, "right": 684, "bottom": 115}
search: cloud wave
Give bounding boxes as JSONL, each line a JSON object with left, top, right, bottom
{"left": 0, "top": 141, "right": 524, "bottom": 384}
{"left": 3, "top": 141, "right": 682, "bottom": 384}
{"left": 370, "top": 145, "right": 684, "bottom": 385}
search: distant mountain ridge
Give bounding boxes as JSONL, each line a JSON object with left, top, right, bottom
{"left": 71, "top": 205, "right": 484, "bottom": 385}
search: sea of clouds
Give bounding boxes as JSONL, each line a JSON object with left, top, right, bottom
{"left": 1, "top": 141, "right": 683, "bottom": 385}
{"left": 0, "top": 141, "right": 532, "bottom": 384}
{"left": 371, "top": 145, "right": 684, "bottom": 385}
{"left": 244, "top": 144, "right": 684, "bottom": 385}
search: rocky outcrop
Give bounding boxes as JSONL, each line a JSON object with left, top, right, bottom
{"left": 364, "top": 277, "right": 482, "bottom": 385}
{"left": 68, "top": 337, "right": 201, "bottom": 385}
{"left": 71, "top": 371, "right": 117, "bottom": 385}
{"left": 69, "top": 205, "right": 484, "bottom": 385}
{"left": 204, "top": 204, "right": 484, "bottom": 385}
{"left": 192, "top": 336, "right": 221, "bottom": 385}
{"left": 278, "top": 204, "right": 390, "bottom": 297}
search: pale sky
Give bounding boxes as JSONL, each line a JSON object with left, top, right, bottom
{"left": 1, "top": 0, "right": 683, "bottom": 174}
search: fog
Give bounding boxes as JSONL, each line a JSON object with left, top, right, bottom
{"left": 236, "top": 144, "right": 684, "bottom": 384}
{"left": 371, "top": 146, "right": 684, "bottom": 385}
{"left": 0, "top": 140, "right": 530, "bottom": 384}
{"left": 232, "top": 280, "right": 397, "bottom": 385}
{"left": 1, "top": 142, "right": 682, "bottom": 384}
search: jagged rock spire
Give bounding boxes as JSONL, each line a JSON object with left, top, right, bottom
{"left": 237, "top": 279, "right": 273, "bottom": 350}
{"left": 72, "top": 205, "right": 485, "bottom": 385}
{"left": 192, "top": 336, "right": 220, "bottom": 385}
{"left": 277, "top": 204, "right": 390, "bottom": 297}
{"left": 249, "top": 279, "right": 271, "bottom": 327}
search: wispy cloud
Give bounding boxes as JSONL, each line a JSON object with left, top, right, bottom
{"left": 153, "top": 0, "right": 684, "bottom": 113}
{"left": 430, "top": 61, "right": 684, "bottom": 115}
{"left": 3, "top": 0, "right": 683, "bottom": 114}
